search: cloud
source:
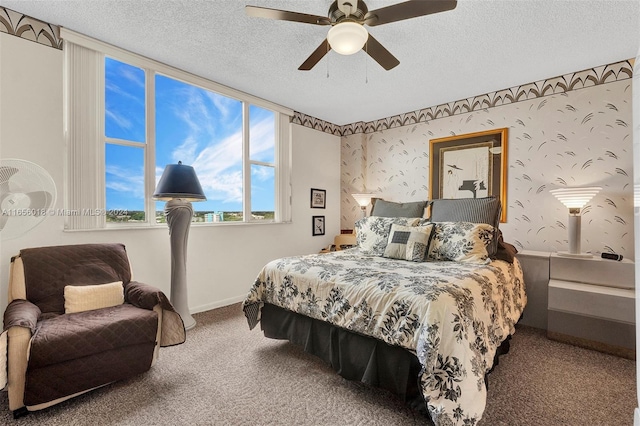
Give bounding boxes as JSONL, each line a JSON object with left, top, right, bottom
{"left": 105, "top": 62, "right": 144, "bottom": 135}
{"left": 106, "top": 164, "right": 144, "bottom": 199}
{"left": 166, "top": 85, "right": 220, "bottom": 140}
{"left": 251, "top": 164, "right": 274, "bottom": 182}
{"left": 119, "top": 66, "right": 145, "bottom": 88}
{"left": 172, "top": 135, "right": 198, "bottom": 165}
{"left": 249, "top": 116, "right": 276, "bottom": 163}
{"left": 105, "top": 109, "right": 133, "bottom": 130}
{"left": 105, "top": 81, "right": 144, "bottom": 105}
{"left": 206, "top": 91, "right": 239, "bottom": 121}
{"left": 191, "top": 129, "right": 243, "bottom": 203}
{"left": 157, "top": 79, "right": 277, "bottom": 206}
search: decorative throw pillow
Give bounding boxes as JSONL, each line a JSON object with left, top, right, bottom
{"left": 370, "top": 199, "right": 428, "bottom": 218}
{"left": 64, "top": 281, "right": 125, "bottom": 314}
{"left": 429, "top": 197, "right": 501, "bottom": 257}
{"left": 383, "top": 224, "right": 434, "bottom": 261}
{"left": 427, "top": 222, "right": 494, "bottom": 263}
{"left": 355, "top": 216, "right": 420, "bottom": 256}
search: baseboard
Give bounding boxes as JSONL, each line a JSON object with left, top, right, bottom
{"left": 190, "top": 295, "right": 245, "bottom": 314}
{"left": 547, "top": 330, "right": 636, "bottom": 360}
{"left": 547, "top": 310, "right": 635, "bottom": 356}
{"left": 634, "top": 407, "right": 639, "bottom": 426}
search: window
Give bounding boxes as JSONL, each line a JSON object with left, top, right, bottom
{"left": 154, "top": 74, "right": 244, "bottom": 223}
{"left": 63, "top": 29, "right": 291, "bottom": 229}
{"left": 105, "top": 58, "right": 146, "bottom": 222}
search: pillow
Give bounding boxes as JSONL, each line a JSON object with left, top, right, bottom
{"left": 64, "top": 281, "right": 125, "bottom": 314}
{"left": 429, "top": 196, "right": 501, "bottom": 257}
{"left": 370, "top": 199, "right": 427, "bottom": 218}
{"left": 427, "top": 222, "right": 494, "bottom": 264}
{"left": 355, "top": 216, "right": 420, "bottom": 256}
{"left": 383, "top": 224, "right": 434, "bottom": 262}
{"left": 494, "top": 229, "right": 518, "bottom": 263}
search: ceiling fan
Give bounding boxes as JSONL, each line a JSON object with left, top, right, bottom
{"left": 246, "top": 0, "right": 457, "bottom": 71}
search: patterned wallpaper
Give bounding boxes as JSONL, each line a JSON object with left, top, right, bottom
{"left": 0, "top": 7, "right": 62, "bottom": 49}
{"left": 294, "top": 60, "right": 633, "bottom": 137}
{"left": 340, "top": 79, "right": 634, "bottom": 257}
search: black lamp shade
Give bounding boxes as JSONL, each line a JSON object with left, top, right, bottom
{"left": 153, "top": 162, "right": 207, "bottom": 201}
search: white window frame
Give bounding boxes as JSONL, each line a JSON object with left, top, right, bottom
{"left": 62, "top": 29, "right": 292, "bottom": 229}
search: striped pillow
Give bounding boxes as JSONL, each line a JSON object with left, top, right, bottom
{"left": 370, "top": 199, "right": 428, "bottom": 218}
{"left": 428, "top": 196, "right": 501, "bottom": 256}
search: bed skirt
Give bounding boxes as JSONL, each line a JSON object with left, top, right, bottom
{"left": 260, "top": 303, "right": 512, "bottom": 420}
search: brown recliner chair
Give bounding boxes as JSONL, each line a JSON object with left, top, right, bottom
{"left": 1, "top": 243, "right": 186, "bottom": 417}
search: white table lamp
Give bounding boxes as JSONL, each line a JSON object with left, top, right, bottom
{"left": 153, "top": 161, "right": 206, "bottom": 330}
{"left": 351, "top": 193, "right": 374, "bottom": 218}
{"left": 550, "top": 186, "right": 601, "bottom": 258}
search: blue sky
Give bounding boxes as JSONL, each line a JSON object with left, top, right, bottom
{"left": 104, "top": 57, "right": 275, "bottom": 213}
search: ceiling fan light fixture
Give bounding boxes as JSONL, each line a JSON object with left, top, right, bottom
{"left": 327, "top": 22, "right": 368, "bottom": 55}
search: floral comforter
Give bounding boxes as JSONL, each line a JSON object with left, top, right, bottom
{"left": 242, "top": 248, "right": 526, "bottom": 426}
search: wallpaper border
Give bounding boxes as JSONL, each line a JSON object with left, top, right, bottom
{"left": 293, "top": 59, "right": 634, "bottom": 136}
{"left": 0, "top": 6, "right": 62, "bottom": 50}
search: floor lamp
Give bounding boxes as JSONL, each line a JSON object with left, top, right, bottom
{"left": 153, "top": 161, "right": 206, "bottom": 330}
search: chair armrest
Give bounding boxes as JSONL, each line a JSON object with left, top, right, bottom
{"left": 124, "top": 281, "right": 186, "bottom": 347}
{"left": 2, "top": 300, "right": 39, "bottom": 407}
{"left": 124, "top": 281, "right": 174, "bottom": 311}
{"left": 3, "top": 299, "right": 41, "bottom": 333}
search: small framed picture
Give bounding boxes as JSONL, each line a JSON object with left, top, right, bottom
{"left": 312, "top": 215, "right": 325, "bottom": 236}
{"left": 310, "top": 188, "right": 326, "bottom": 209}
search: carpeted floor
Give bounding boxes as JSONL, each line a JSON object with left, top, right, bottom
{"left": 0, "top": 303, "right": 636, "bottom": 425}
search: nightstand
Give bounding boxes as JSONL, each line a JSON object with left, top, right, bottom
{"left": 547, "top": 254, "right": 635, "bottom": 359}
{"left": 320, "top": 233, "right": 357, "bottom": 253}
{"left": 515, "top": 250, "right": 551, "bottom": 330}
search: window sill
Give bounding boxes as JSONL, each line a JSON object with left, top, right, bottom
{"left": 63, "top": 220, "right": 292, "bottom": 232}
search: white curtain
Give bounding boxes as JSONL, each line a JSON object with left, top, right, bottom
{"left": 63, "top": 38, "right": 105, "bottom": 230}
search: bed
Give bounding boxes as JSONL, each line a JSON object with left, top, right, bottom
{"left": 242, "top": 197, "right": 526, "bottom": 426}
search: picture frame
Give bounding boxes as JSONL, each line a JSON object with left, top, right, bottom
{"left": 312, "top": 215, "right": 325, "bottom": 236}
{"left": 310, "top": 188, "right": 326, "bottom": 209}
{"left": 429, "top": 128, "right": 508, "bottom": 222}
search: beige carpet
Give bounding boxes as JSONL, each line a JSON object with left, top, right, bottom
{"left": 0, "top": 303, "right": 636, "bottom": 425}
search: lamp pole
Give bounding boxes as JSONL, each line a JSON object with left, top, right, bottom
{"left": 165, "top": 199, "right": 196, "bottom": 330}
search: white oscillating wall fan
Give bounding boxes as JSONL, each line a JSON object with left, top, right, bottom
{"left": 0, "top": 159, "right": 57, "bottom": 240}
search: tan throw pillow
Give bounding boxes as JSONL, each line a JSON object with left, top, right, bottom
{"left": 383, "top": 224, "right": 434, "bottom": 262}
{"left": 64, "top": 281, "right": 125, "bottom": 314}
{"left": 354, "top": 216, "right": 420, "bottom": 256}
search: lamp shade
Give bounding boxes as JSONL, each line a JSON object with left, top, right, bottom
{"left": 351, "top": 193, "right": 373, "bottom": 207}
{"left": 550, "top": 186, "right": 601, "bottom": 210}
{"left": 153, "top": 161, "right": 206, "bottom": 202}
{"left": 327, "top": 22, "right": 368, "bottom": 55}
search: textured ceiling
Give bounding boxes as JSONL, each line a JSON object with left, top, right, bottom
{"left": 2, "top": 0, "right": 639, "bottom": 125}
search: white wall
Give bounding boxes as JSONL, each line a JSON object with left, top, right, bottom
{"left": 0, "top": 33, "right": 341, "bottom": 313}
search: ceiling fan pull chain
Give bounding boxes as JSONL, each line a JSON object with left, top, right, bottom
{"left": 326, "top": 42, "right": 330, "bottom": 78}
{"left": 365, "top": 40, "right": 368, "bottom": 84}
